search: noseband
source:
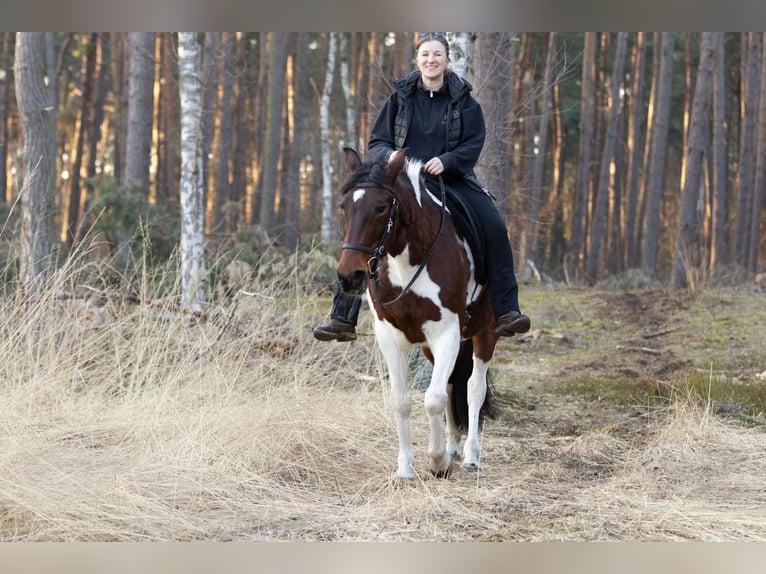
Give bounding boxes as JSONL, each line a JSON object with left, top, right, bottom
{"left": 341, "top": 176, "right": 446, "bottom": 308}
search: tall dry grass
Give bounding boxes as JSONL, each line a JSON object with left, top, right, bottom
{"left": 0, "top": 245, "right": 765, "bottom": 540}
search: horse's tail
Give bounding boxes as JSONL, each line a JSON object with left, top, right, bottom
{"left": 448, "top": 339, "right": 497, "bottom": 430}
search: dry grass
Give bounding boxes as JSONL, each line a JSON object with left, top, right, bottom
{"left": 0, "top": 251, "right": 765, "bottom": 541}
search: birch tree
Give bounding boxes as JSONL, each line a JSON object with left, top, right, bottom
{"left": 178, "top": 32, "right": 206, "bottom": 313}
{"left": 14, "top": 32, "right": 56, "bottom": 293}
{"left": 320, "top": 32, "right": 337, "bottom": 243}
{"left": 446, "top": 32, "right": 474, "bottom": 80}
{"left": 338, "top": 33, "right": 357, "bottom": 150}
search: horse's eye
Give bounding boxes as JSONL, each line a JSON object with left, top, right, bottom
{"left": 374, "top": 203, "right": 388, "bottom": 216}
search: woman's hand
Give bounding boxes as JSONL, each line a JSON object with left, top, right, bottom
{"left": 423, "top": 157, "right": 444, "bottom": 175}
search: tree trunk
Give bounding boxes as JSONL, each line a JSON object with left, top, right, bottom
{"left": 710, "top": 32, "right": 728, "bottom": 273}
{"left": 229, "top": 32, "right": 249, "bottom": 234}
{"left": 212, "top": 32, "right": 235, "bottom": 235}
{"left": 0, "top": 33, "right": 13, "bottom": 204}
{"left": 749, "top": 31, "right": 766, "bottom": 272}
{"left": 587, "top": 32, "right": 628, "bottom": 283}
{"left": 641, "top": 32, "right": 675, "bottom": 273}
{"left": 259, "top": 32, "right": 288, "bottom": 243}
{"left": 672, "top": 33, "right": 716, "bottom": 288}
{"left": 625, "top": 32, "right": 648, "bottom": 269}
{"left": 528, "top": 33, "right": 558, "bottom": 269}
{"left": 123, "top": 32, "right": 155, "bottom": 196}
{"left": 475, "top": 33, "right": 514, "bottom": 216}
{"left": 110, "top": 33, "right": 128, "bottom": 185}
{"left": 320, "top": 32, "right": 337, "bottom": 243}
{"left": 177, "top": 32, "right": 206, "bottom": 313}
{"left": 446, "top": 33, "right": 474, "bottom": 80}
{"left": 281, "top": 32, "right": 308, "bottom": 251}
{"left": 14, "top": 32, "right": 56, "bottom": 292}
{"left": 734, "top": 33, "right": 762, "bottom": 266}
{"left": 338, "top": 33, "right": 357, "bottom": 150}
{"left": 63, "top": 33, "right": 96, "bottom": 248}
{"left": 156, "top": 32, "right": 179, "bottom": 211}
{"left": 569, "top": 32, "right": 597, "bottom": 278}
{"left": 200, "top": 32, "right": 220, "bottom": 232}
{"left": 678, "top": 33, "right": 697, "bottom": 193}
{"left": 84, "top": 34, "right": 109, "bottom": 221}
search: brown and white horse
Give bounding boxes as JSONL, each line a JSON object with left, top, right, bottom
{"left": 336, "top": 147, "right": 498, "bottom": 479}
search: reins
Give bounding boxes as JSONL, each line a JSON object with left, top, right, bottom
{"left": 342, "top": 175, "right": 448, "bottom": 308}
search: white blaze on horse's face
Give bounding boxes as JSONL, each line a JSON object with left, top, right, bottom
{"left": 352, "top": 188, "right": 366, "bottom": 203}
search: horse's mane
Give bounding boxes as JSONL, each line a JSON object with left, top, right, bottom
{"left": 340, "top": 158, "right": 391, "bottom": 196}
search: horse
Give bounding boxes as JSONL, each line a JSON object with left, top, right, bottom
{"left": 335, "top": 147, "right": 498, "bottom": 479}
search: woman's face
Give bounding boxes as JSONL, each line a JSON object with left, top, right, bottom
{"left": 416, "top": 39, "right": 449, "bottom": 84}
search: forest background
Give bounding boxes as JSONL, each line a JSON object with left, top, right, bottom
{"left": 3, "top": 32, "right": 765, "bottom": 303}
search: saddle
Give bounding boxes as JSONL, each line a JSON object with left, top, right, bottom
{"left": 442, "top": 185, "right": 488, "bottom": 285}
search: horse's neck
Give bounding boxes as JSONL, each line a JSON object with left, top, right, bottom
{"left": 392, "top": 194, "right": 448, "bottom": 263}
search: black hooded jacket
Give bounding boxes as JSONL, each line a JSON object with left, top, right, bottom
{"left": 367, "top": 70, "right": 486, "bottom": 191}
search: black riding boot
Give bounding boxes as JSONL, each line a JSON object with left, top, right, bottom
{"left": 313, "top": 287, "right": 362, "bottom": 342}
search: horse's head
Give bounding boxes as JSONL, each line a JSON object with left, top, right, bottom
{"left": 336, "top": 147, "right": 407, "bottom": 295}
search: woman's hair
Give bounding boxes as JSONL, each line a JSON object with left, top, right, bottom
{"left": 416, "top": 32, "right": 450, "bottom": 60}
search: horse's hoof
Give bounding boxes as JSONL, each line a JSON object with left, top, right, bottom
{"left": 431, "top": 467, "right": 451, "bottom": 479}
{"left": 462, "top": 462, "right": 480, "bottom": 473}
{"left": 391, "top": 468, "right": 415, "bottom": 484}
{"left": 430, "top": 457, "right": 453, "bottom": 478}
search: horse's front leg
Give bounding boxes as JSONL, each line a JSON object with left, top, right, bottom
{"left": 424, "top": 326, "right": 461, "bottom": 477}
{"left": 375, "top": 322, "right": 415, "bottom": 479}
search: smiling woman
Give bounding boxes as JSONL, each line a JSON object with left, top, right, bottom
{"left": 314, "top": 32, "right": 530, "bottom": 343}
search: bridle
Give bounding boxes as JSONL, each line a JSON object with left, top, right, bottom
{"left": 341, "top": 176, "right": 447, "bottom": 308}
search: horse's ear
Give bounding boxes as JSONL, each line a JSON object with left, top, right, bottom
{"left": 343, "top": 147, "right": 361, "bottom": 174}
{"left": 385, "top": 148, "right": 407, "bottom": 177}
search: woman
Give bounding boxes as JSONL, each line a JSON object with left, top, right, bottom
{"left": 314, "top": 33, "right": 530, "bottom": 341}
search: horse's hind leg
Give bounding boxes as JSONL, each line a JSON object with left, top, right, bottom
{"left": 462, "top": 332, "right": 495, "bottom": 470}
{"left": 462, "top": 356, "right": 489, "bottom": 470}
{"left": 445, "top": 384, "right": 463, "bottom": 460}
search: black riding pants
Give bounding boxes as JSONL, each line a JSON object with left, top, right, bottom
{"left": 433, "top": 176, "right": 520, "bottom": 319}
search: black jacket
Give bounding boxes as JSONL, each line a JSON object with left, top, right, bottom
{"left": 368, "top": 70, "right": 486, "bottom": 191}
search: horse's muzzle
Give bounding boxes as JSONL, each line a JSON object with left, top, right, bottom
{"left": 337, "top": 269, "right": 368, "bottom": 295}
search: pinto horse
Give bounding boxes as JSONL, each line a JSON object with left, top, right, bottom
{"left": 336, "top": 147, "right": 498, "bottom": 479}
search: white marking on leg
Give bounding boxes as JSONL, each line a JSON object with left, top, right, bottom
{"left": 423, "top": 317, "right": 461, "bottom": 476}
{"left": 373, "top": 316, "right": 415, "bottom": 479}
{"left": 462, "top": 356, "right": 489, "bottom": 469}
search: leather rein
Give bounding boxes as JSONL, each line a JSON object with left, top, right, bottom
{"left": 341, "top": 176, "right": 447, "bottom": 308}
